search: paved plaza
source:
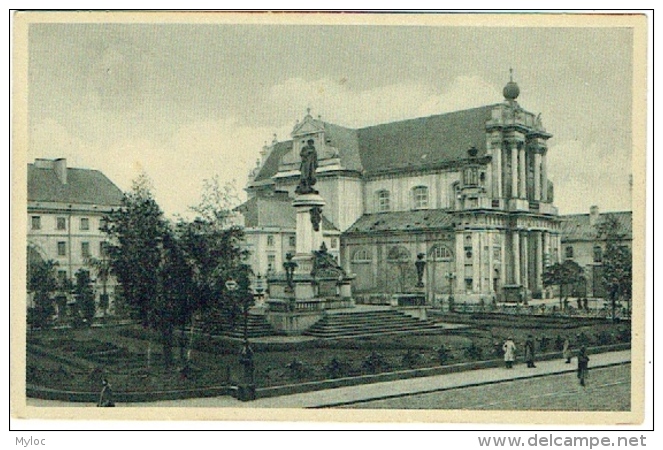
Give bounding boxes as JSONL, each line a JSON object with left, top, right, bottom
{"left": 343, "top": 364, "right": 630, "bottom": 411}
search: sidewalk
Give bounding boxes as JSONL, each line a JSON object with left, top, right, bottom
{"left": 27, "top": 350, "right": 630, "bottom": 409}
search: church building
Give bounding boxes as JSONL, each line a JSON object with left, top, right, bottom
{"left": 240, "top": 76, "right": 562, "bottom": 304}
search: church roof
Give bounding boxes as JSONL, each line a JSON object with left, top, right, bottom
{"left": 345, "top": 209, "right": 455, "bottom": 234}
{"left": 356, "top": 105, "right": 497, "bottom": 175}
{"left": 560, "top": 211, "right": 632, "bottom": 242}
{"left": 28, "top": 164, "right": 124, "bottom": 206}
{"left": 251, "top": 104, "right": 498, "bottom": 185}
{"left": 254, "top": 140, "right": 293, "bottom": 183}
{"left": 236, "top": 193, "right": 339, "bottom": 231}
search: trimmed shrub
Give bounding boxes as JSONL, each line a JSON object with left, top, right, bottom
{"left": 324, "top": 357, "right": 352, "bottom": 379}
{"left": 435, "top": 345, "right": 450, "bottom": 365}
{"left": 464, "top": 341, "right": 483, "bottom": 360}
{"left": 361, "top": 351, "right": 390, "bottom": 374}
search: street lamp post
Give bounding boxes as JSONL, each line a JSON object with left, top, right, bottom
{"left": 226, "top": 278, "right": 256, "bottom": 401}
{"left": 446, "top": 272, "right": 456, "bottom": 312}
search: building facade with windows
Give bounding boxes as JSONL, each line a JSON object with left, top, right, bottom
{"left": 559, "top": 206, "right": 632, "bottom": 298}
{"left": 241, "top": 77, "right": 563, "bottom": 304}
{"left": 27, "top": 158, "right": 124, "bottom": 314}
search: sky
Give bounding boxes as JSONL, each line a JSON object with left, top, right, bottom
{"left": 26, "top": 16, "right": 635, "bottom": 218}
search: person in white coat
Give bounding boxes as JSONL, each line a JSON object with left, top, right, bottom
{"left": 503, "top": 337, "right": 516, "bottom": 369}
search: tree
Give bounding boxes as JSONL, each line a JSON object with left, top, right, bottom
{"left": 27, "top": 256, "right": 59, "bottom": 329}
{"left": 596, "top": 215, "right": 632, "bottom": 321}
{"left": 101, "top": 173, "right": 175, "bottom": 367}
{"left": 86, "top": 254, "right": 112, "bottom": 318}
{"left": 543, "top": 260, "right": 585, "bottom": 309}
{"left": 190, "top": 175, "right": 240, "bottom": 224}
{"left": 73, "top": 269, "right": 96, "bottom": 326}
{"left": 175, "top": 177, "right": 247, "bottom": 344}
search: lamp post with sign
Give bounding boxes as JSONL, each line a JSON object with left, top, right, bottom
{"left": 226, "top": 278, "right": 255, "bottom": 401}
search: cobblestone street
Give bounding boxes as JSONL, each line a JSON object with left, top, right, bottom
{"left": 343, "top": 364, "right": 630, "bottom": 411}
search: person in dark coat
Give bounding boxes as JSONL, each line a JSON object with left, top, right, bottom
{"left": 577, "top": 346, "right": 590, "bottom": 386}
{"left": 525, "top": 335, "right": 537, "bottom": 368}
{"left": 562, "top": 337, "right": 572, "bottom": 363}
{"left": 97, "top": 378, "right": 115, "bottom": 407}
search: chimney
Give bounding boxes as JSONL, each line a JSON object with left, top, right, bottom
{"left": 53, "top": 158, "right": 67, "bottom": 184}
{"left": 589, "top": 205, "right": 600, "bottom": 227}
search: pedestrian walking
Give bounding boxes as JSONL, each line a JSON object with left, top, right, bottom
{"left": 97, "top": 378, "right": 115, "bottom": 407}
{"left": 562, "top": 337, "right": 572, "bottom": 363}
{"left": 525, "top": 334, "right": 537, "bottom": 368}
{"left": 577, "top": 346, "right": 590, "bottom": 387}
{"left": 502, "top": 337, "right": 516, "bottom": 369}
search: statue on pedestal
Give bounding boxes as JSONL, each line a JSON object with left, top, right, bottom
{"left": 296, "top": 139, "right": 318, "bottom": 195}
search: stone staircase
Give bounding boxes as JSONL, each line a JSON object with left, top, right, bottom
{"left": 197, "top": 311, "right": 277, "bottom": 339}
{"left": 302, "top": 309, "right": 443, "bottom": 339}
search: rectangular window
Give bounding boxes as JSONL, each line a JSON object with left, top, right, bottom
{"left": 57, "top": 270, "right": 67, "bottom": 283}
{"left": 412, "top": 186, "right": 429, "bottom": 210}
{"left": 331, "top": 238, "right": 338, "bottom": 249}
{"left": 465, "top": 278, "right": 473, "bottom": 291}
{"left": 99, "top": 217, "right": 107, "bottom": 230}
{"left": 80, "top": 218, "right": 90, "bottom": 231}
{"left": 31, "top": 216, "right": 41, "bottom": 230}
{"left": 267, "top": 255, "right": 276, "bottom": 272}
{"left": 289, "top": 236, "right": 296, "bottom": 247}
{"left": 100, "top": 242, "right": 109, "bottom": 257}
{"left": 57, "top": 241, "right": 66, "bottom": 256}
{"left": 377, "top": 190, "right": 391, "bottom": 212}
{"left": 267, "top": 235, "right": 275, "bottom": 247}
{"left": 57, "top": 217, "right": 66, "bottom": 230}
{"left": 81, "top": 242, "right": 90, "bottom": 258}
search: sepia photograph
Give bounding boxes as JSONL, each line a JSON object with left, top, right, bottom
{"left": 10, "top": 11, "right": 649, "bottom": 427}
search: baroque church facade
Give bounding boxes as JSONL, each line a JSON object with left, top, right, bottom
{"left": 241, "top": 77, "right": 562, "bottom": 304}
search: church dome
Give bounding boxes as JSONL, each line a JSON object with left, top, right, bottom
{"left": 503, "top": 80, "right": 520, "bottom": 100}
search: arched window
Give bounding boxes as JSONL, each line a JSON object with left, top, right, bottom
{"left": 429, "top": 245, "right": 453, "bottom": 262}
{"left": 387, "top": 246, "right": 411, "bottom": 263}
{"left": 593, "top": 245, "right": 603, "bottom": 263}
{"left": 376, "top": 190, "right": 391, "bottom": 212}
{"left": 565, "top": 246, "right": 574, "bottom": 259}
{"left": 412, "top": 186, "right": 429, "bottom": 210}
{"left": 352, "top": 248, "right": 372, "bottom": 263}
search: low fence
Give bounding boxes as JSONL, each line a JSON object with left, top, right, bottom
{"left": 442, "top": 301, "right": 632, "bottom": 320}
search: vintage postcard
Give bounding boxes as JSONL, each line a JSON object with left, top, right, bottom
{"left": 11, "top": 11, "right": 649, "bottom": 426}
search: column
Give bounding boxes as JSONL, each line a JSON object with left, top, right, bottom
{"left": 493, "top": 145, "right": 502, "bottom": 198}
{"left": 500, "top": 232, "right": 507, "bottom": 287}
{"left": 487, "top": 232, "right": 494, "bottom": 294}
{"left": 556, "top": 235, "right": 562, "bottom": 263}
{"left": 519, "top": 144, "right": 526, "bottom": 199}
{"left": 512, "top": 230, "right": 520, "bottom": 285}
{"left": 455, "top": 232, "right": 464, "bottom": 293}
{"left": 473, "top": 233, "right": 480, "bottom": 294}
{"left": 534, "top": 152, "right": 542, "bottom": 201}
{"left": 541, "top": 150, "right": 548, "bottom": 202}
{"left": 521, "top": 232, "right": 529, "bottom": 290}
{"left": 372, "top": 244, "right": 379, "bottom": 290}
{"left": 510, "top": 142, "right": 518, "bottom": 199}
{"left": 536, "top": 231, "right": 543, "bottom": 292}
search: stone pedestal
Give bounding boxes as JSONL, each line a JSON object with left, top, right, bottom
{"left": 291, "top": 193, "right": 326, "bottom": 301}
{"left": 265, "top": 192, "right": 355, "bottom": 335}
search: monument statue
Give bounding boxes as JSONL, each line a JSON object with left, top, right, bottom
{"left": 310, "top": 206, "right": 322, "bottom": 232}
{"left": 296, "top": 139, "right": 318, "bottom": 195}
